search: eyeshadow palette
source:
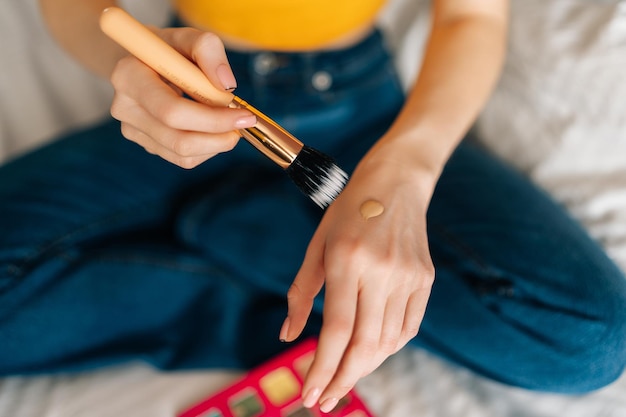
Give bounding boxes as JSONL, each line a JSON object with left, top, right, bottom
{"left": 178, "top": 338, "right": 375, "bottom": 417}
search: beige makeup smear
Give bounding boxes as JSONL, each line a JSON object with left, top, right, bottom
{"left": 360, "top": 199, "right": 385, "bottom": 220}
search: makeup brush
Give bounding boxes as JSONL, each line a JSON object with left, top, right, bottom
{"left": 100, "top": 7, "right": 348, "bottom": 209}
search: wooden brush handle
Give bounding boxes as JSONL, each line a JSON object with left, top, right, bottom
{"left": 100, "top": 7, "right": 234, "bottom": 107}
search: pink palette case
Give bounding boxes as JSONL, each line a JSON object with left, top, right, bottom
{"left": 178, "top": 338, "right": 375, "bottom": 417}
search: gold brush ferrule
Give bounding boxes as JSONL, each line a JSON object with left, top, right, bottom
{"left": 229, "top": 96, "right": 304, "bottom": 169}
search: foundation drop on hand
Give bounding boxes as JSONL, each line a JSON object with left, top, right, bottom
{"left": 360, "top": 199, "right": 385, "bottom": 220}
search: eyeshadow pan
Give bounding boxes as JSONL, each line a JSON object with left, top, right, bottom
{"left": 294, "top": 353, "right": 314, "bottom": 379}
{"left": 229, "top": 388, "right": 264, "bottom": 417}
{"left": 260, "top": 367, "right": 300, "bottom": 407}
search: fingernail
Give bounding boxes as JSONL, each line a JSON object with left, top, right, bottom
{"left": 302, "top": 387, "right": 321, "bottom": 408}
{"left": 216, "top": 63, "right": 237, "bottom": 91}
{"left": 320, "top": 397, "right": 339, "bottom": 413}
{"left": 279, "top": 317, "right": 290, "bottom": 342}
{"left": 234, "top": 115, "right": 257, "bottom": 128}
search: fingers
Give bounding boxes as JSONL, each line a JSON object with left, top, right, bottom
{"left": 305, "top": 282, "right": 386, "bottom": 412}
{"left": 363, "top": 289, "right": 409, "bottom": 375}
{"left": 301, "top": 266, "right": 359, "bottom": 411}
{"left": 110, "top": 53, "right": 254, "bottom": 167}
{"left": 119, "top": 122, "right": 236, "bottom": 169}
{"left": 111, "top": 54, "right": 253, "bottom": 130}
{"left": 298, "top": 235, "right": 434, "bottom": 412}
{"left": 367, "top": 287, "right": 430, "bottom": 374}
{"left": 108, "top": 26, "right": 254, "bottom": 167}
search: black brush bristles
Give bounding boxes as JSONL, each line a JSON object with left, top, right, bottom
{"left": 286, "top": 146, "right": 349, "bottom": 209}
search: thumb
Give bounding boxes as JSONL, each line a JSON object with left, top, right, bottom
{"left": 159, "top": 27, "right": 237, "bottom": 91}
{"left": 193, "top": 32, "right": 237, "bottom": 91}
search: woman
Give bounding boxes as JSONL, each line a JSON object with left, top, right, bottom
{"left": 0, "top": 0, "right": 623, "bottom": 412}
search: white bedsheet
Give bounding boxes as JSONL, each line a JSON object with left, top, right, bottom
{"left": 0, "top": 0, "right": 624, "bottom": 416}
{"left": 0, "top": 349, "right": 625, "bottom": 417}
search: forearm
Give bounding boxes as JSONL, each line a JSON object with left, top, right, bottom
{"left": 39, "top": 0, "right": 127, "bottom": 78}
{"left": 375, "top": 2, "right": 508, "bottom": 188}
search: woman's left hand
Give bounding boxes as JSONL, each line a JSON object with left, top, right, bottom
{"left": 280, "top": 149, "right": 437, "bottom": 412}
{"left": 277, "top": 0, "right": 509, "bottom": 409}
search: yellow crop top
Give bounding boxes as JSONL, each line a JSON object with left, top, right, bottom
{"left": 173, "top": 0, "right": 386, "bottom": 51}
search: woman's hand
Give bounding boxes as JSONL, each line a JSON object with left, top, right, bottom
{"left": 281, "top": 147, "right": 438, "bottom": 412}
{"left": 276, "top": 0, "right": 508, "bottom": 407}
{"left": 109, "top": 27, "right": 257, "bottom": 168}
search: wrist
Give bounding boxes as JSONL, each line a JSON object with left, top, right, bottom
{"left": 354, "top": 143, "right": 442, "bottom": 207}
{"left": 366, "top": 131, "right": 456, "bottom": 185}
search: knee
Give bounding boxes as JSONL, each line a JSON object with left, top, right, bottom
{"left": 564, "top": 265, "right": 626, "bottom": 393}
{"left": 528, "top": 287, "right": 626, "bottom": 394}
{"left": 573, "top": 294, "right": 626, "bottom": 393}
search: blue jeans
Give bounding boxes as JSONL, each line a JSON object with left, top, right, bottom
{"left": 1, "top": 29, "right": 625, "bottom": 393}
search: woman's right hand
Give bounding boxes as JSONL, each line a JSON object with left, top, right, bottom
{"left": 109, "top": 27, "right": 257, "bottom": 168}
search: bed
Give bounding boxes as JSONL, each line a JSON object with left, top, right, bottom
{"left": 1, "top": 0, "right": 625, "bottom": 416}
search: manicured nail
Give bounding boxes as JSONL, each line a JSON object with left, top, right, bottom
{"left": 320, "top": 397, "right": 339, "bottom": 413}
{"left": 234, "top": 115, "right": 257, "bottom": 128}
{"left": 216, "top": 63, "right": 237, "bottom": 91}
{"left": 279, "top": 317, "right": 290, "bottom": 342}
{"left": 302, "top": 387, "right": 321, "bottom": 408}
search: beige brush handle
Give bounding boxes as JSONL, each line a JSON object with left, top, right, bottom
{"left": 100, "top": 7, "right": 234, "bottom": 107}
